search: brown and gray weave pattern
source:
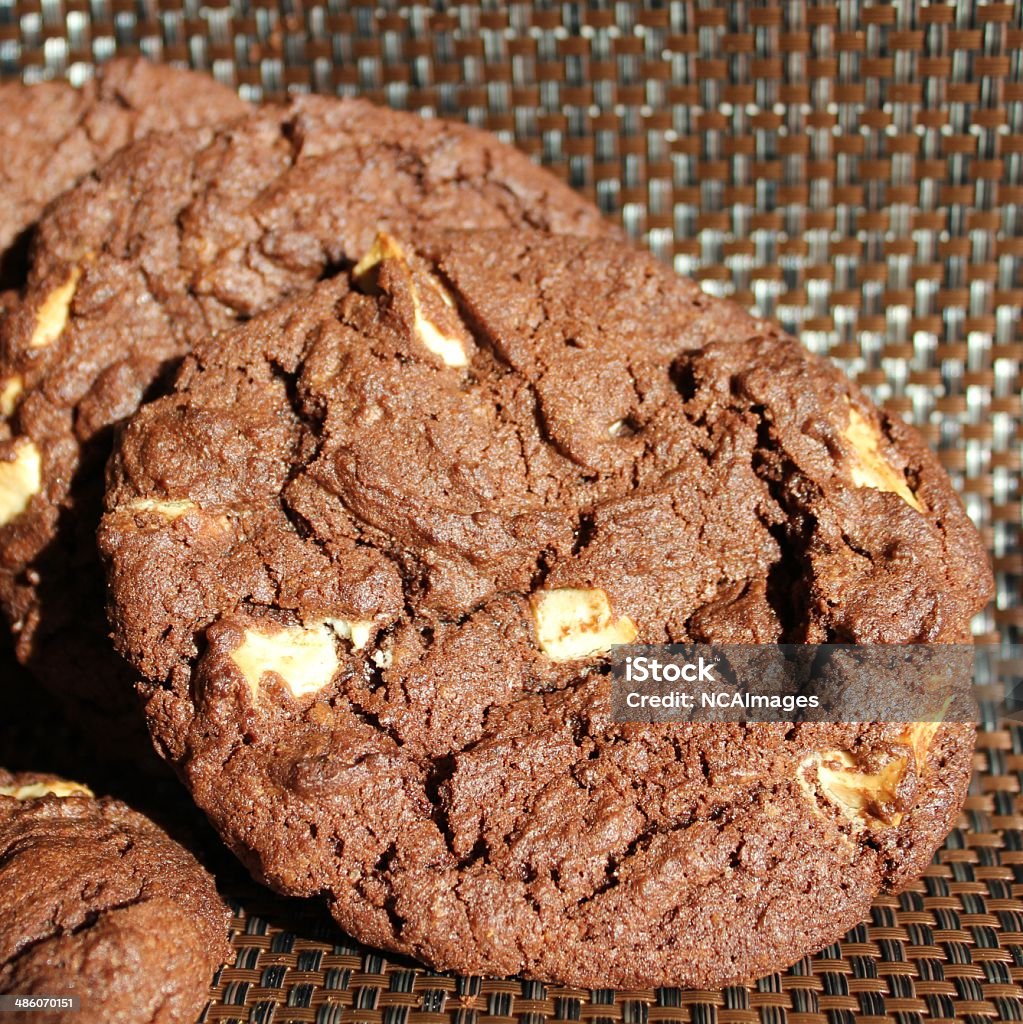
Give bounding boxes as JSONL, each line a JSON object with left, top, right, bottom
{"left": 1, "top": 0, "right": 1021, "bottom": 1020}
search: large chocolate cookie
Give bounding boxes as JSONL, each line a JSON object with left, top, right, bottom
{"left": 0, "top": 771, "right": 231, "bottom": 1023}
{"left": 0, "top": 94, "right": 618, "bottom": 757}
{"left": 99, "top": 230, "right": 991, "bottom": 987}
{"left": 0, "top": 58, "right": 247, "bottom": 287}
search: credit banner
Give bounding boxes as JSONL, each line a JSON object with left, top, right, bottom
{"left": 608, "top": 644, "right": 984, "bottom": 724}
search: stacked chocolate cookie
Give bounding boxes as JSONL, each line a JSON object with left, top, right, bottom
{"left": 0, "top": 59, "right": 993, "bottom": 1007}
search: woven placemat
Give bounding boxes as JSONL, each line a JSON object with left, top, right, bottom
{"left": 2, "top": 1, "right": 1022, "bottom": 1021}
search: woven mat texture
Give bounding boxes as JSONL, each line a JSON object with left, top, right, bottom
{"left": 2, "top": 1, "right": 1023, "bottom": 1021}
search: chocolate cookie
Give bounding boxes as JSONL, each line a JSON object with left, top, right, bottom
{"left": 99, "top": 230, "right": 991, "bottom": 987}
{"left": 0, "top": 771, "right": 231, "bottom": 1023}
{"left": 0, "top": 93, "right": 618, "bottom": 758}
{"left": 0, "top": 58, "right": 247, "bottom": 287}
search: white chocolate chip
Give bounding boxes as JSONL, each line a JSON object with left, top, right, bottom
{"left": 124, "top": 498, "right": 197, "bottom": 520}
{"left": 842, "top": 405, "right": 924, "bottom": 512}
{"left": 327, "top": 617, "right": 375, "bottom": 652}
{"left": 0, "top": 780, "right": 94, "bottom": 800}
{"left": 799, "top": 749, "right": 908, "bottom": 828}
{"left": 531, "top": 587, "right": 638, "bottom": 662}
{"left": 901, "top": 720, "right": 939, "bottom": 773}
{"left": 355, "top": 232, "right": 470, "bottom": 368}
{"left": 116, "top": 498, "right": 233, "bottom": 536}
{"left": 29, "top": 267, "right": 82, "bottom": 350}
{"left": 353, "top": 232, "right": 406, "bottom": 278}
{"left": 412, "top": 307, "right": 469, "bottom": 368}
{"left": 0, "top": 440, "right": 41, "bottom": 527}
{"left": 230, "top": 622, "right": 340, "bottom": 700}
{"left": 0, "top": 377, "right": 22, "bottom": 418}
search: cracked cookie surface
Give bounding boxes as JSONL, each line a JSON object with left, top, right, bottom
{"left": 0, "top": 770, "right": 231, "bottom": 1023}
{"left": 0, "top": 93, "right": 618, "bottom": 759}
{"left": 0, "top": 58, "right": 247, "bottom": 288}
{"left": 100, "top": 230, "right": 991, "bottom": 987}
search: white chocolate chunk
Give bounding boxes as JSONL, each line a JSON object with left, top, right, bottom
{"left": 124, "top": 498, "right": 197, "bottom": 520}
{"left": 29, "top": 267, "right": 82, "bottom": 350}
{"left": 0, "top": 780, "right": 93, "bottom": 800}
{"left": 328, "top": 617, "right": 375, "bottom": 651}
{"left": 800, "top": 721, "right": 939, "bottom": 828}
{"left": 353, "top": 232, "right": 406, "bottom": 278}
{"left": 0, "top": 440, "right": 41, "bottom": 527}
{"left": 117, "top": 498, "right": 232, "bottom": 535}
{"left": 0, "top": 377, "right": 22, "bottom": 418}
{"left": 412, "top": 307, "right": 469, "bottom": 368}
{"left": 355, "top": 231, "right": 469, "bottom": 368}
{"left": 230, "top": 622, "right": 340, "bottom": 700}
{"left": 799, "top": 749, "right": 908, "bottom": 828}
{"left": 531, "top": 587, "right": 638, "bottom": 662}
{"left": 902, "top": 720, "right": 940, "bottom": 773}
{"left": 843, "top": 406, "right": 924, "bottom": 512}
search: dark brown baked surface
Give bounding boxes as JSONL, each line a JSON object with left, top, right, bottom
{"left": 98, "top": 229, "right": 991, "bottom": 987}
{"left": 0, "top": 771, "right": 231, "bottom": 1023}
{"left": 0, "top": 58, "right": 247, "bottom": 288}
{"left": 0, "top": 93, "right": 618, "bottom": 758}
